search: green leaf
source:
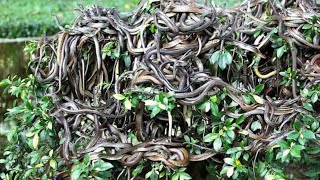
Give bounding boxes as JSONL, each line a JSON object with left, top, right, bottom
{"left": 254, "top": 84, "right": 265, "bottom": 94}
{"left": 302, "top": 130, "right": 315, "bottom": 139}
{"left": 183, "top": 135, "right": 190, "bottom": 142}
{"left": 50, "top": 159, "right": 57, "bottom": 169}
{"left": 123, "top": 54, "right": 131, "bottom": 68}
{"left": 151, "top": 107, "right": 161, "bottom": 118}
{"left": 113, "top": 94, "right": 125, "bottom": 100}
{"left": 124, "top": 99, "right": 132, "bottom": 110}
{"left": 179, "top": 172, "right": 192, "bottom": 180}
{"left": 235, "top": 115, "right": 245, "bottom": 125}
{"left": 226, "top": 130, "right": 235, "bottom": 140}
{"left": 113, "top": 50, "right": 120, "bottom": 59}
{"left": 287, "top": 131, "right": 299, "bottom": 140}
{"left": 197, "top": 121, "right": 205, "bottom": 134}
{"left": 294, "top": 145, "right": 305, "bottom": 150}
{"left": 302, "top": 88, "right": 309, "bottom": 97}
{"left": 224, "top": 158, "right": 234, "bottom": 165}
{"left": 213, "top": 137, "right": 222, "bottom": 151}
{"left": 252, "top": 94, "right": 264, "bottom": 104}
{"left": 204, "top": 133, "right": 218, "bottom": 142}
{"left": 47, "top": 121, "right": 53, "bottom": 130}
{"left": 251, "top": 121, "right": 262, "bottom": 131}
{"left": 311, "top": 93, "right": 318, "bottom": 103}
{"left": 226, "top": 147, "right": 241, "bottom": 154}
{"left": 282, "top": 149, "right": 290, "bottom": 162}
{"left": 204, "top": 101, "right": 211, "bottom": 112}
{"left": 210, "top": 95, "right": 218, "bottom": 103}
{"left": 220, "top": 166, "right": 232, "bottom": 175}
{"left": 83, "top": 154, "right": 90, "bottom": 164}
{"left": 3, "top": 151, "right": 11, "bottom": 156}
{"left": 149, "top": 24, "right": 157, "bottom": 33}
{"left": 41, "top": 156, "right": 51, "bottom": 162}
{"left": 312, "top": 15, "right": 318, "bottom": 24}
{"left": 144, "top": 100, "right": 158, "bottom": 106}
{"left": 171, "top": 173, "right": 179, "bottom": 180}
{"left": 33, "top": 133, "right": 39, "bottom": 150}
{"left": 158, "top": 103, "right": 166, "bottom": 110}
{"left": 163, "top": 97, "right": 169, "bottom": 106}
{"left": 8, "top": 106, "right": 23, "bottom": 115}
{"left": 279, "top": 71, "right": 288, "bottom": 78}
{"left": 294, "top": 121, "right": 302, "bottom": 131}
{"left": 218, "top": 55, "right": 227, "bottom": 70}
{"left": 254, "top": 29, "right": 262, "bottom": 38}
{"left": 72, "top": 167, "right": 83, "bottom": 180}
{"left": 197, "top": 100, "right": 208, "bottom": 111}
{"left": 226, "top": 118, "right": 234, "bottom": 127}
{"left": 167, "top": 91, "right": 174, "bottom": 98}
{"left": 277, "top": 140, "right": 289, "bottom": 149}
{"left": 223, "top": 50, "right": 233, "bottom": 65}
{"left": 150, "top": 170, "right": 159, "bottom": 180}
{"left": 35, "top": 163, "right": 44, "bottom": 168}
{"left": 290, "top": 146, "right": 301, "bottom": 158}
{"left": 30, "top": 154, "right": 39, "bottom": 164}
{"left": 210, "top": 51, "right": 221, "bottom": 65}
{"left": 303, "top": 24, "right": 313, "bottom": 29}
{"left": 227, "top": 167, "right": 234, "bottom": 178}
{"left": 276, "top": 45, "right": 286, "bottom": 59}
{"left": 243, "top": 153, "right": 249, "bottom": 161}
{"left": 210, "top": 102, "right": 219, "bottom": 116}
{"left": 0, "top": 79, "right": 11, "bottom": 87}
{"left": 311, "top": 121, "right": 319, "bottom": 131}
{"left": 303, "top": 102, "right": 314, "bottom": 111}
{"left": 242, "top": 95, "right": 251, "bottom": 104}
{"left": 94, "top": 160, "right": 113, "bottom": 171}
{"left": 132, "top": 164, "right": 143, "bottom": 177}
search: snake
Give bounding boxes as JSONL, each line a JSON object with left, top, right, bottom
{"left": 32, "top": 0, "right": 320, "bottom": 179}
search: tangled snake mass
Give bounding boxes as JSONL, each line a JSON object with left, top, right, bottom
{"left": 31, "top": 0, "right": 320, "bottom": 178}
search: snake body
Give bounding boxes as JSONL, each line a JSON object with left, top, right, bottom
{"left": 31, "top": 0, "right": 320, "bottom": 178}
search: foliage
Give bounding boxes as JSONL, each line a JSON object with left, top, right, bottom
{"left": 71, "top": 155, "right": 113, "bottom": 180}
{"left": 210, "top": 49, "right": 233, "bottom": 70}
{"left": 0, "top": 0, "right": 139, "bottom": 38}
{"left": 303, "top": 16, "right": 320, "bottom": 43}
{"left": 0, "top": 0, "right": 242, "bottom": 38}
{"left": 0, "top": 75, "right": 64, "bottom": 179}
{"left": 1, "top": 0, "right": 320, "bottom": 180}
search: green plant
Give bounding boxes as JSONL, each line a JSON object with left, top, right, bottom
{"left": 210, "top": 49, "right": 233, "bottom": 70}
{"left": 2, "top": 1, "right": 320, "bottom": 180}
{"left": 171, "top": 168, "right": 192, "bottom": 180}
{"left": 71, "top": 154, "right": 113, "bottom": 180}
{"left": 303, "top": 16, "right": 320, "bottom": 43}
{"left": 144, "top": 92, "right": 176, "bottom": 118}
{"left": 279, "top": 67, "right": 297, "bottom": 87}
{"left": 220, "top": 153, "right": 248, "bottom": 179}
{"left": 0, "top": 75, "right": 63, "bottom": 179}
{"left": 102, "top": 41, "right": 120, "bottom": 60}
{"left": 144, "top": 163, "right": 172, "bottom": 180}
{"left": 271, "top": 32, "right": 289, "bottom": 59}
{"left": 241, "top": 84, "right": 265, "bottom": 105}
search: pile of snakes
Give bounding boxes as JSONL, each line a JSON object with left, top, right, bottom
{"left": 32, "top": 0, "right": 320, "bottom": 178}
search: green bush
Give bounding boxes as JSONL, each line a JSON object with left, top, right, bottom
{"left": 1, "top": 0, "right": 320, "bottom": 180}
{"left": 0, "top": 0, "right": 241, "bottom": 38}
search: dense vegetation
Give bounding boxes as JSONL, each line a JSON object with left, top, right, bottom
{"left": 1, "top": 0, "right": 320, "bottom": 180}
{"left": 0, "top": 0, "right": 139, "bottom": 38}
{"left": 0, "top": 0, "right": 240, "bottom": 38}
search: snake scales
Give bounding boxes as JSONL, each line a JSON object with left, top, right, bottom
{"left": 31, "top": 0, "right": 320, "bottom": 178}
